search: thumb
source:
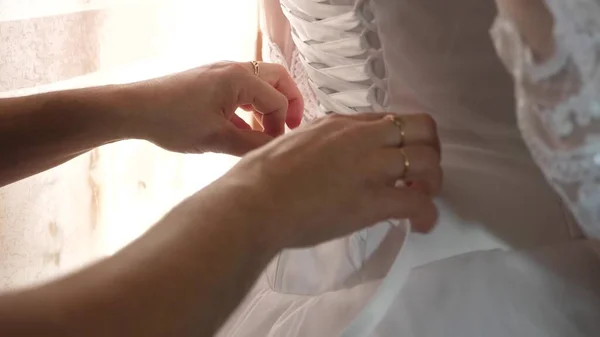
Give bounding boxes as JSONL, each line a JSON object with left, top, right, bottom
{"left": 212, "top": 123, "right": 274, "bottom": 156}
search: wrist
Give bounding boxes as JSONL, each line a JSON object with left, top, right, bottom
{"left": 192, "top": 176, "right": 286, "bottom": 259}
{"left": 98, "top": 83, "right": 153, "bottom": 141}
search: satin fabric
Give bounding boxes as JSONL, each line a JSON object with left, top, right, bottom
{"left": 218, "top": 1, "right": 600, "bottom": 336}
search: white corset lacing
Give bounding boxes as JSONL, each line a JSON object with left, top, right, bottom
{"left": 281, "top": 0, "right": 412, "bottom": 336}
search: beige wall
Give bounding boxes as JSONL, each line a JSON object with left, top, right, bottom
{"left": 0, "top": 0, "right": 257, "bottom": 289}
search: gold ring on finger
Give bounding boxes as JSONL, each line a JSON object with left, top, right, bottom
{"left": 386, "top": 114, "right": 406, "bottom": 147}
{"left": 251, "top": 61, "right": 261, "bottom": 77}
{"left": 399, "top": 148, "right": 410, "bottom": 179}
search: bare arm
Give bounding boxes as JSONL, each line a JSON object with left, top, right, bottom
{"left": 0, "top": 61, "right": 440, "bottom": 336}
{"left": 0, "top": 61, "right": 305, "bottom": 188}
{"left": 0, "top": 61, "right": 305, "bottom": 335}
{"left": 261, "top": 0, "right": 294, "bottom": 63}
{"left": 0, "top": 112, "right": 441, "bottom": 336}
{"left": 0, "top": 61, "right": 304, "bottom": 336}
{"left": 0, "top": 86, "right": 137, "bottom": 187}
{"left": 0, "top": 179, "right": 276, "bottom": 336}
{"left": 495, "top": 0, "right": 555, "bottom": 61}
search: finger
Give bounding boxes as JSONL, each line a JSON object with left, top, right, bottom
{"left": 370, "top": 146, "right": 442, "bottom": 195}
{"left": 303, "top": 112, "right": 386, "bottom": 128}
{"left": 209, "top": 123, "right": 274, "bottom": 156}
{"left": 358, "top": 113, "right": 440, "bottom": 150}
{"left": 374, "top": 187, "right": 438, "bottom": 233}
{"left": 239, "top": 104, "right": 254, "bottom": 112}
{"left": 234, "top": 70, "right": 289, "bottom": 136}
{"left": 243, "top": 62, "right": 304, "bottom": 129}
{"left": 230, "top": 114, "right": 252, "bottom": 130}
{"left": 329, "top": 112, "right": 391, "bottom": 121}
{"left": 300, "top": 113, "right": 356, "bottom": 135}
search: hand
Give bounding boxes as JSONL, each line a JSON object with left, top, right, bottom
{"left": 124, "top": 61, "right": 304, "bottom": 155}
{"left": 206, "top": 113, "right": 442, "bottom": 249}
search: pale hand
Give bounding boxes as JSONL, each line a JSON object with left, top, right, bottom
{"left": 122, "top": 61, "right": 304, "bottom": 156}
{"left": 200, "top": 112, "right": 443, "bottom": 250}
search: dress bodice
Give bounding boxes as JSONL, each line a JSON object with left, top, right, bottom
{"left": 218, "top": 1, "right": 600, "bottom": 336}
{"left": 264, "top": 0, "right": 575, "bottom": 295}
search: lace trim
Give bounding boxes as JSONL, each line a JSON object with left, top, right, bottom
{"left": 265, "top": 38, "right": 321, "bottom": 122}
{"left": 266, "top": 39, "right": 290, "bottom": 72}
{"left": 491, "top": 0, "right": 600, "bottom": 239}
{"left": 290, "top": 47, "right": 322, "bottom": 121}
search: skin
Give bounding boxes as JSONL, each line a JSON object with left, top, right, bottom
{"left": 495, "top": 0, "right": 555, "bottom": 62}
{"left": 261, "top": 0, "right": 294, "bottom": 64}
{"left": 0, "top": 62, "right": 303, "bottom": 186}
{"left": 0, "top": 61, "right": 441, "bottom": 336}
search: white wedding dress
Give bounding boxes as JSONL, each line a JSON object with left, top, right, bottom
{"left": 218, "top": 1, "right": 600, "bottom": 336}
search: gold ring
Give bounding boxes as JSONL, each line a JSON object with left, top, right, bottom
{"left": 399, "top": 148, "right": 410, "bottom": 178}
{"left": 251, "top": 61, "right": 260, "bottom": 77}
{"left": 386, "top": 115, "right": 406, "bottom": 147}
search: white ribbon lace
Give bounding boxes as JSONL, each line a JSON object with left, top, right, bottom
{"left": 281, "top": 0, "right": 387, "bottom": 115}
{"left": 280, "top": 0, "right": 411, "bottom": 336}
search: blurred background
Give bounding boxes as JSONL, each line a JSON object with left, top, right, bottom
{"left": 0, "top": 0, "right": 262, "bottom": 288}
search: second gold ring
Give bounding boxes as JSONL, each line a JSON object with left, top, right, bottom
{"left": 387, "top": 115, "right": 406, "bottom": 147}
{"left": 399, "top": 148, "right": 410, "bottom": 178}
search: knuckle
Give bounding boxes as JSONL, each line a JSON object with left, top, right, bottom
{"left": 216, "top": 60, "right": 235, "bottom": 68}
{"left": 345, "top": 124, "right": 367, "bottom": 140}
{"left": 407, "top": 145, "right": 439, "bottom": 166}
{"left": 230, "top": 62, "right": 249, "bottom": 73}
{"left": 420, "top": 113, "right": 437, "bottom": 130}
{"left": 326, "top": 114, "right": 349, "bottom": 127}
{"left": 310, "top": 116, "right": 329, "bottom": 126}
{"left": 225, "top": 62, "right": 250, "bottom": 79}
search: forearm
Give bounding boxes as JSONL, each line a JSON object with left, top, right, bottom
{"left": 0, "top": 180, "right": 277, "bottom": 337}
{"left": 0, "top": 86, "right": 138, "bottom": 187}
